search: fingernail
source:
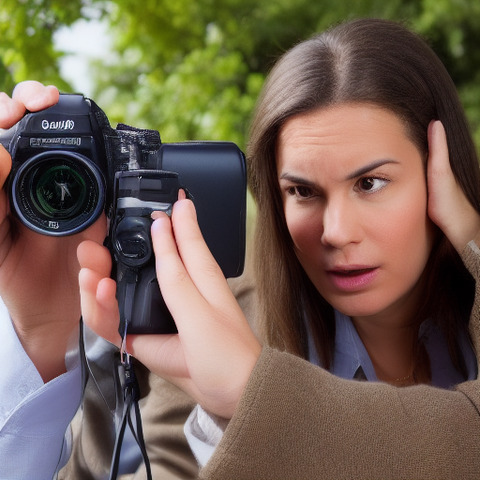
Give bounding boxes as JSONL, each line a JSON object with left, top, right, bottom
{"left": 178, "top": 188, "right": 187, "bottom": 201}
{"left": 151, "top": 211, "right": 168, "bottom": 220}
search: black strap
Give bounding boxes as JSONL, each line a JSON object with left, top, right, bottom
{"left": 109, "top": 354, "right": 152, "bottom": 480}
{"left": 79, "top": 320, "right": 152, "bottom": 478}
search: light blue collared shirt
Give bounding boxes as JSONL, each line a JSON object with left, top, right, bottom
{"left": 308, "top": 310, "right": 477, "bottom": 387}
{"left": 0, "top": 297, "right": 82, "bottom": 480}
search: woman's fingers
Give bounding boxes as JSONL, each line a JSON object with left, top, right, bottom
{"left": 77, "top": 239, "right": 112, "bottom": 276}
{"left": 427, "top": 121, "right": 452, "bottom": 228}
{"left": 80, "top": 201, "right": 261, "bottom": 418}
{"left": 79, "top": 270, "right": 121, "bottom": 346}
{"left": 126, "top": 334, "right": 190, "bottom": 380}
{"left": 156, "top": 199, "right": 243, "bottom": 317}
{"left": 78, "top": 238, "right": 191, "bottom": 379}
{"left": 427, "top": 120, "right": 480, "bottom": 251}
{"left": 78, "top": 240, "right": 121, "bottom": 346}
{"left": 151, "top": 200, "right": 261, "bottom": 417}
{"left": 151, "top": 202, "right": 217, "bottom": 335}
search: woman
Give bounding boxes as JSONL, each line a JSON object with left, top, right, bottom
{"left": 80, "top": 19, "right": 480, "bottom": 479}
{"left": 249, "top": 17, "right": 479, "bottom": 385}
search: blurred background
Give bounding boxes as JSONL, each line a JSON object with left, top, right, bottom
{"left": 2, "top": 0, "right": 480, "bottom": 152}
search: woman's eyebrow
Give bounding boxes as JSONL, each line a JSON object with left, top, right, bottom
{"left": 278, "top": 173, "right": 318, "bottom": 188}
{"left": 345, "top": 159, "right": 399, "bottom": 180}
{"left": 278, "top": 159, "right": 399, "bottom": 186}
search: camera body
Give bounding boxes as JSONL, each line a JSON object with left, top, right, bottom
{"left": 0, "top": 94, "right": 246, "bottom": 334}
{"left": 0, "top": 94, "right": 107, "bottom": 235}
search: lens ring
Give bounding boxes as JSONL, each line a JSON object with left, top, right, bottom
{"left": 11, "top": 151, "right": 105, "bottom": 236}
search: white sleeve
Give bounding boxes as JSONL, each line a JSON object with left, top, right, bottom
{"left": 0, "top": 297, "right": 83, "bottom": 480}
{"left": 184, "top": 405, "right": 229, "bottom": 467}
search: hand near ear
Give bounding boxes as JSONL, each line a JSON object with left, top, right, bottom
{"left": 427, "top": 120, "right": 480, "bottom": 252}
{"left": 79, "top": 199, "right": 261, "bottom": 419}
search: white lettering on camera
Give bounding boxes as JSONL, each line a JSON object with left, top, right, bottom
{"left": 48, "top": 221, "right": 60, "bottom": 229}
{"left": 30, "top": 137, "right": 82, "bottom": 147}
{"left": 41, "top": 119, "right": 75, "bottom": 130}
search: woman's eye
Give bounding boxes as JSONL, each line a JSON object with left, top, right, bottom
{"left": 287, "top": 186, "right": 314, "bottom": 198}
{"left": 356, "top": 177, "right": 389, "bottom": 193}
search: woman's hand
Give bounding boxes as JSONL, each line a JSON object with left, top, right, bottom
{"left": 79, "top": 198, "right": 262, "bottom": 419}
{"left": 0, "top": 81, "right": 107, "bottom": 381}
{"left": 427, "top": 120, "right": 480, "bottom": 252}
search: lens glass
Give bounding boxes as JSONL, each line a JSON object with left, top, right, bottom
{"left": 33, "top": 163, "right": 88, "bottom": 218}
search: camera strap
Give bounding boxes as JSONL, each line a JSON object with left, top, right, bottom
{"left": 109, "top": 352, "right": 152, "bottom": 480}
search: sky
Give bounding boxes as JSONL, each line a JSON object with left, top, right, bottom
{"left": 54, "top": 18, "right": 111, "bottom": 96}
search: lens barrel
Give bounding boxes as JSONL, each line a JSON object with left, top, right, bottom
{"left": 11, "top": 150, "right": 105, "bottom": 236}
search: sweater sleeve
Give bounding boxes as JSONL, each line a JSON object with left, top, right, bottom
{"left": 199, "top": 242, "right": 480, "bottom": 480}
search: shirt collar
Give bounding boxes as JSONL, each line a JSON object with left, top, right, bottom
{"left": 308, "top": 310, "right": 477, "bottom": 387}
{"left": 330, "top": 311, "right": 378, "bottom": 381}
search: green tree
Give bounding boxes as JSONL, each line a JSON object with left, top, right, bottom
{"left": 1, "top": 0, "right": 480, "bottom": 148}
{"left": 412, "top": 0, "right": 480, "bottom": 146}
{"left": 89, "top": 0, "right": 421, "bottom": 148}
{"left": 0, "top": 0, "right": 89, "bottom": 93}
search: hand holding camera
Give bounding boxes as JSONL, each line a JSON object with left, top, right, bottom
{"left": 79, "top": 195, "right": 262, "bottom": 420}
{"left": 0, "top": 82, "right": 107, "bottom": 382}
{"left": 0, "top": 83, "right": 257, "bottom": 415}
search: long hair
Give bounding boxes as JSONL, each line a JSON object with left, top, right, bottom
{"left": 247, "top": 18, "right": 480, "bottom": 372}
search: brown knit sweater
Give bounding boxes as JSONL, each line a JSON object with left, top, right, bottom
{"left": 200, "top": 241, "right": 480, "bottom": 480}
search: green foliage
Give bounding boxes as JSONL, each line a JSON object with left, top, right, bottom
{"left": 1, "top": 0, "right": 480, "bottom": 149}
{"left": 412, "top": 0, "right": 480, "bottom": 146}
{"left": 0, "top": 0, "right": 91, "bottom": 92}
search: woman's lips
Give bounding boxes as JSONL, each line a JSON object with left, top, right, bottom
{"left": 326, "top": 266, "right": 379, "bottom": 292}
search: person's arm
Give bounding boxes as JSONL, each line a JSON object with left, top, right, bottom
{"left": 201, "top": 342, "right": 480, "bottom": 479}
{"left": 0, "top": 82, "right": 107, "bottom": 477}
{"left": 200, "top": 238, "right": 480, "bottom": 478}
{"left": 0, "top": 297, "right": 83, "bottom": 480}
{"left": 0, "top": 81, "right": 107, "bottom": 382}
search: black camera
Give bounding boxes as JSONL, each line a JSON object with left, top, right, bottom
{"left": 0, "top": 94, "right": 246, "bottom": 334}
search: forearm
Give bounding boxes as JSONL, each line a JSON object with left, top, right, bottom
{"left": 0, "top": 300, "right": 83, "bottom": 479}
{"left": 202, "top": 243, "right": 480, "bottom": 479}
{"left": 201, "top": 346, "right": 480, "bottom": 480}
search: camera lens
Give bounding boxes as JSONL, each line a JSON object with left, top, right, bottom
{"left": 33, "top": 164, "right": 88, "bottom": 217}
{"left": 11, "top": 151, "right": 105, "bottom": 236}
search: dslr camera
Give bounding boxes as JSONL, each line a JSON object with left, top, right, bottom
{"left": 0, "top": 94, "right": 246, "bottom": 334}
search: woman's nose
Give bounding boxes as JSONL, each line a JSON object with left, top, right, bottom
{"left": 320, "top": 199, "right": 361, "bottom": 249}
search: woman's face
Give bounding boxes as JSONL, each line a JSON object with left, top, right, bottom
{"left": 276, "top": 103, "right": 436, "bottom": 327}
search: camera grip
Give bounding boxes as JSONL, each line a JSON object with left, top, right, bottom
{"left": 111, "top": 170, "right": 180, "bottom": 335}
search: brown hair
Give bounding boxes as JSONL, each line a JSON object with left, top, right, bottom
{"left": 247, "top": 18, "right": 480, "bottom": 373}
